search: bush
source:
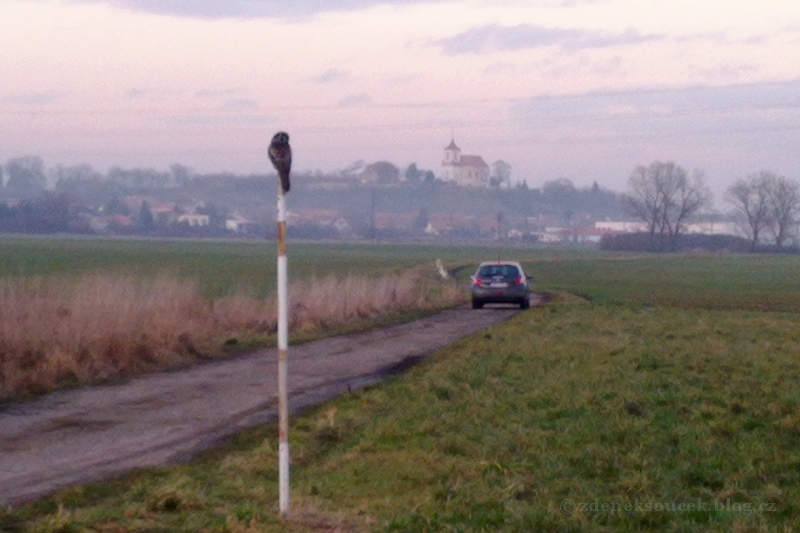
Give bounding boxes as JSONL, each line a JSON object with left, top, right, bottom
{"left": 600, "top": 232, "right": 751, "bottom": 253}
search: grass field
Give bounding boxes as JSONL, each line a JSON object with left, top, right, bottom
{"left": 0, "top": 236, "right": 553, "bottom": 298}
{"left": 4, "top": 242, "right": 800, "bottom": 532}
{"left": 526, "top": 254, "right": 800, "bottom": 312}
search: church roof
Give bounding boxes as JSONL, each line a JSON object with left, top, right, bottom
{"left": 459, "top": 155, "right": 489, "bottom": 168}
{"left": 444, "top": 138, "right": 460, "bottom": 151}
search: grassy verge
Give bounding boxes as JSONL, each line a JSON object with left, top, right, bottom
{"left": 7, "top": 298, "right": 800, "bottom": 532}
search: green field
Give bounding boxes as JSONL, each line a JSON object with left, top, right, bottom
{"left": 527, "top": 254, "right": 800, "bottom": 312}
{"left": 4, "top": 241, "right": 800, "bottom": 532}
{"left": 0, "top": 236, "right": 559, "bottom": 297}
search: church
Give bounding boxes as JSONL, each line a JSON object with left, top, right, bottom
{"left": 440, "top": 138, "right": 491, "bottom": 188}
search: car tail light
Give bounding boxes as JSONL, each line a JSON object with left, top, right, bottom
{"left": 514, "top": 276, "right": 523, "bottom": 285}
{"left": 473, "top": 278, "right": 483, "bottom": 286}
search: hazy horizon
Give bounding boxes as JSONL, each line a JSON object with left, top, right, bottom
{"left": 2, "top": 0, "right": 798, "bottom": 196}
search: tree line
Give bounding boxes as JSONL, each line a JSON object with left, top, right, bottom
{"left": 10, "top": 153, "right": 797, "bottom": 250}
{"left": 620, "top": 160, "right": 799, "bottom": 252}
{"left": 726, "top": 172, "right": 800, "bottom": 251}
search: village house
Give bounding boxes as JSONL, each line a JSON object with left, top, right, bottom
{"left": 177, "top": 213, "right": 210, "bottom": 226}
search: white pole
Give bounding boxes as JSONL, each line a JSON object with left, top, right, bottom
{"left": 277, "top": 188, "right": 290, "bottom": 517}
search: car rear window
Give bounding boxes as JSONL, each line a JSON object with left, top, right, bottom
{"left": 477, "top": 264, "right": 520, "bottom": 279}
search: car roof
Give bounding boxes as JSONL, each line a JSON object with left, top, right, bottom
{"left": 477, "top": 261, "right": 523, "bottom": 267}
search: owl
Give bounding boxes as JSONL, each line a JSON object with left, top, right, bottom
{"left": 268, "top": 131, "right": 292, "bottom": 194}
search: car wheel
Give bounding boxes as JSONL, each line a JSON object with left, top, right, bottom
{"left": 519, "top": 298, "right": 529, "bottom": 310}
{"left": 472, "top": 299, "right": 483, "bottom": 309}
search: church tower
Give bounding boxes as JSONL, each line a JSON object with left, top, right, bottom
{"left": 441, "top": 137, "right": 461, "bottom": 182}
{"left": 443, "top": 138, "right": 461, "bottom": 164}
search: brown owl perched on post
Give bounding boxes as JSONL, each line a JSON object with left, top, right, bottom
{"left": 268, "top": 131, "right": 291, "bottom": 194}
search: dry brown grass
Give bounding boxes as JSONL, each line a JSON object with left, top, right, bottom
{"left": 0, "top": 268, "right": 463, "bottom": 400}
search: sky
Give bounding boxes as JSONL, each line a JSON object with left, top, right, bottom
{"left": 1, "top": 0, "right": 799, "bottom": 194}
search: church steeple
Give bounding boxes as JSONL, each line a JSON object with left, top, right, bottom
{"left": 443, "top": 136, "right": 461, "bottom": 164}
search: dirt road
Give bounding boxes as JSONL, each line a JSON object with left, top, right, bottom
{"left": 0, "top": 303, "right": 528, "bottom": 507}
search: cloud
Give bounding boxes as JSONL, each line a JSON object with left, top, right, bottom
{"left": 543, "top": 55, "right": 624, "bottom": 77}
{"left": 57, "top": 0, "right": 436, "bottom": 20}
{"left": 223, "top": 98, "right": 259, "bottom": 110}
{"left": 508, "top": 80, "right": 800, "bottom": 150}
{"left": 339, "top": 93, "right": 371, "bottom": 107}
{"left": 384, "top": 73, "right": 421, "bottom": 85}
{"left": 555, "top": 0, "right": 612, "bottom": 6}
{"left": 126, "top": 89, "right": 147, "bottom": 99}
{"left": 2, "top": 92, "right": 60, "bottom": 105}
{"left": 195, "top": 88, "right": 241, "bottom": 98}
{"left": 314, "top": 69, "right": 351, "bottom": 83}
{"left": 694, "top": 63, "right": 759, "bottom": 81}
{"left": 434, "top": 24, "right": 662, "bottom": 54}
{"left": 164, "top": 113, "right": 276, "bottom": 126}
{"left": 483, "top": 62, "right": 518, "bottom": 75}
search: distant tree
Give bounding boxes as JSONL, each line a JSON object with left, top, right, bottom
{"left": 492, "top": 160, "right": 511, "bottom": 189}
{"left": 0, "top": 165, "right": 4, "bottom": 187}
{"left": 413, "top": 207, "right": 429, "bottom": 230}
{"left": 29, "top": 193, "right": 73, "bottom": 232}
{"left": 138, "top": 201, "right": 155, "bottom": 229}
{"left": 54, "top": 163, "right": 100, "bottom": 184}
{"left": 372, "top": 161, "right": 399, "bottom": 183}
{"left": 423, "top": 170, "right": 435, "bottom": 184}
{"left": 622, "top": 161, "right": 711, "bottom": 251}
{"left": 170, "top": 163, "right": 193, "bottom": 187}
{"left": 765, "top": 173, "right": 800, "bottom": 249}
{"left": 541, "top": 178, "right": 576, "bottom": 207}
{"left": 104, "top": 195, "right": 130, "bottom": 216}
{"left": 109, "top": 166, "right": 170, "bottom": 190}
{"left": 197, "top": 202, "right": 227, "bottom": 227}
{"left": 726, "top": 172, "right": 772, "bottom": 251}
{"left": 405, "top": 163, "right": 421, "bottom": 183}
{"left": 0, "top": 192, "right": 74, "bottom": 233}
{"left": 663, "top": 169, "right": 712, "bottom": 251}
{"left": 5, "top": 156, "right": 46, "bottom": 197}
{"left": 495, "top": 211, "right": 504, "bottom": 240}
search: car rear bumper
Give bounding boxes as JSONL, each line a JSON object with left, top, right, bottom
{"left": 471, "top": 286, "right": 528, "bottom": 303}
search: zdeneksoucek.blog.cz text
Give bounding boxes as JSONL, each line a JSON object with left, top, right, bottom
{"left": 560, "top": 498, "right": 777, "bottom": 516}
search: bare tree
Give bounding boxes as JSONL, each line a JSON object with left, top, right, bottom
{"left": 726, "top": 172, "right": 772, "bottom": 251}
{"left": 622, "top": 164, "right": 663, "bottom": 244}
{"left": 663, "top": 169, "right": 712, "bottom": 251}
{"left": 765, "top": 174, "right": 800, "bottom": 249}
{"left": 622, "top": 161, "right": 711, "bottom": 251}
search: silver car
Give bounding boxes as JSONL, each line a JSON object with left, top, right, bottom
{"left": 470, "top": 261, "right": 532, "bottom": 309}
